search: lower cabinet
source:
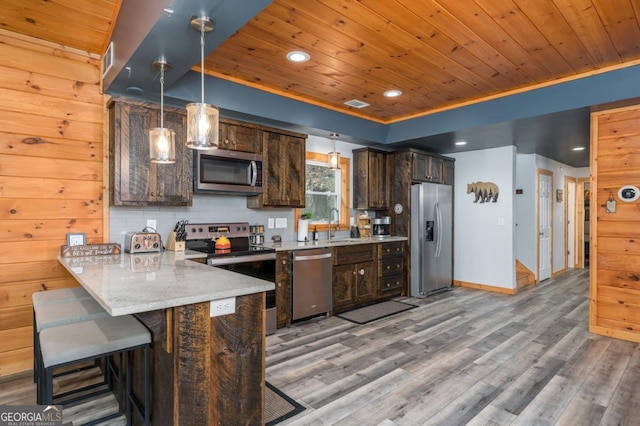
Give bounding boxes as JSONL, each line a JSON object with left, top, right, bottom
{"left": 275, "top": 251, "right": 292, "bottom": 328}
{"left": 332, "top": 245, "right": 376, "bottom": 313}
{"left": 377, "top": 241, "right": 405, "bottom": 297}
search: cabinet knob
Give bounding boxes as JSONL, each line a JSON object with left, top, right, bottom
{"left": 150, "top": 191, "right": 155, "bottom": 197}
{"left": 386, "top": 265, "right": 391, "bottom": 270}
{"left": 396, "top": 264, "right": 401, "bottom": 269}
{"left": 224, "top": 139, "right": 229, "bottom": 145}
{"left": 159, "top": 191, "right": 164, "bottom": 197}
{"left": 359, "top": 268, "right": 365, "bottom": 276}
{"left": 385, "top": 248, "right": 391, "bottom": 253}
{"left": 386, "top": 283, "right": 391, "bottom": 288}
{"left": 282, "top": 260, "right": 287, "bottom": 265}
{"left": 277, "top": 282, "right": 282, "bottom": 288}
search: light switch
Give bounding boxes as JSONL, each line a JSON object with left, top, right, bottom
{"left": 275, "top": 218, "right": 287, "bottom": 228}
{"left": 497, "top": 217, "right": 505, "bottom": 226}
{"left": 268, "top": 218, "right": 275, "bottom": 229}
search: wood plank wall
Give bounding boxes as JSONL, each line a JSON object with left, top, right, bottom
{"left": 0, "top": 30, "right": 105, "bottom": 376}
{"left": 590, "top": 105, "right": 640, "bottom": 343}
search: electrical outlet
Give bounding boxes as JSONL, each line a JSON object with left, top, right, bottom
{"left": 268, "top": 218, "right": 275, "bottom": 229}
{"left": 275, "top": 218, "right": 287, "bottom": 228}
{"left": 146, "top": 219, "right": 157, "bottom": 230}
{"left": 210, "top": 297, "right": 236, "bottom": 317}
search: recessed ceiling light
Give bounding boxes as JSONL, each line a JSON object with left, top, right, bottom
{"left": 383, "top": 89, "right": 402, "bottom": 98}
{"left": 455, "top": 141, "right": 467, "bottom": 146}
{"left": 286, "top": 51, "right": 310, "bottom": 63}
{"left": 572, "top": 146, "right": 585, "bottom": 151}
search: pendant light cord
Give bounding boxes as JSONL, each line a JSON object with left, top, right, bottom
{"left": 160, "top": 64, "right": 165, "bottom": 129}
{"left": 200, "top": 23, "right": 205, "bottom": 104}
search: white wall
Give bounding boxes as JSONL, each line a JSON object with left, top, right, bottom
{"left": 449, "top": 146, "right": 516, "bottom": 289}
{"left": 515, "top": 154, "right": 537, "bottom": 273}
{"left": 109, "top": 135, "right": 362, "bottom": 245}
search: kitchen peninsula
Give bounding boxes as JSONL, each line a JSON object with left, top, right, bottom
{"left": 58, "top": 250, "right": 274, "bottom": 425}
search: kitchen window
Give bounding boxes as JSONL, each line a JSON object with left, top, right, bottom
{"left": 295, "top": 152, "right": 350, "bottom": 231}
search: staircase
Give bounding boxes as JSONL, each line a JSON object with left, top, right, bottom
{"left": 516, "top": 260, "right": 536, "bottom": 289}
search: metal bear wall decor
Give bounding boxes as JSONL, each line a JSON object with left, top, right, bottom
{"left": 467, "top": 181, "right": 499, "bottom": 203}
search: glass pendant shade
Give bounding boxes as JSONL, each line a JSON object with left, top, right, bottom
{"left": 150, "top": 127, "right": 176, "bottom": 163}
{"left": 327, "top": 133, "right": 341, "bottom": 169}
{"left": 328, "top": 151, "right": 341, "bottom": 169}
{"left": 186, "top": 102, "right": 219, "bottom": 149}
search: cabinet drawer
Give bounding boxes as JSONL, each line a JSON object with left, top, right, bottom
{"left": 378, "top": 257, "right": 403, "bottom": 276}
{"left": 378, "top": 241, "right": 404, "bottom": 257}
{"left": 380, "top": 274, "right": 404, "bottom": 294}
{"left": 333, "top": 245, "right": 374, "bottom": 265}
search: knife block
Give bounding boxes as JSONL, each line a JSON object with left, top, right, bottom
{"left": 166, "top": 231, "right": 185, "bottom": 251}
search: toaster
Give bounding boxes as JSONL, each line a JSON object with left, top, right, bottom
{"left": 124, "top": 232, "right": 163, "bottom": 254}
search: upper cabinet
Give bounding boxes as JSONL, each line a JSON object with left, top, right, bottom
{"left": 353, "top": 148, "right": 390, "bottom": 210}
{"left": 247, "top": 129, "right": 307, "bottom": 208}
{"left": 109, "top": 99, "right": 193, "bottom": 206}
{"left": 218, "top": 119, "right": 262, "bottom": 153}
{"left": 411, "top": 152, "right": 443, "bottom": 183}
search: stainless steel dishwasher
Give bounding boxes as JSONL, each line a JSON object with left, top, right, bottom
{"left": 292, "top": 248, "right": 333, "bottom": 320}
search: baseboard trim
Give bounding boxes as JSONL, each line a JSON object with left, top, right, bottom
{"left": 590, "top": 324, "right": 640, "bottom": 344}
{"left": 453, "top": 280, "right": 518, "bottom": 295}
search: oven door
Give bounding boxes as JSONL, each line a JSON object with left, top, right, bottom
{"left": 208, "top": 253, "right": 276, "bottom": 334}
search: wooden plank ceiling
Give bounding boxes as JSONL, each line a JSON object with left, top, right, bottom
{"left": 3, "top": 0, "right": 640, "bottom": 125}
{"left": 0, "top": 0, "right": 121, "bottom": 55}
{"left": 204, "top": 0, "right": 640, "bottom": 123}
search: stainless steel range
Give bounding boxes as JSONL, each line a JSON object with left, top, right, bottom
{"left": 185, "top": 222, "right": 277, "bottom": 334}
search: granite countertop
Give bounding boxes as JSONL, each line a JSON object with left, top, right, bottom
{"left": 58, "top": 251, "right": 274, "bottom": 316}
{"left": 265, "top": 236, "right": 408, "bottom": 252}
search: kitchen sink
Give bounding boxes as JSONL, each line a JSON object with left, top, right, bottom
{"left": 327, "top": 238, "right": 363, "bottom": 244}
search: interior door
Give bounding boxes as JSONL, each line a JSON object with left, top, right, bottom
{"left": 567, "top": 179, "right": 576, "bottom": 268}
{"left": 538, "top": 172, "right": 552, "bottom": 281}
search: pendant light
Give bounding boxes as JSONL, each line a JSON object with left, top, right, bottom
{"left": 149, "top": 59, "right": 176, "bottom": 163}
{"left": 327, "top": 133, "right": 341, "bottom": 170}
{"left": 186, "top": 16, "right": 219, "bottom": 150}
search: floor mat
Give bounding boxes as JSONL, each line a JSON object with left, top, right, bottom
{"left": 265, "top": 381, "right": 306, "bottom": 425}
{"left": 336, "top": 300, "right": 417, "bottom": 325}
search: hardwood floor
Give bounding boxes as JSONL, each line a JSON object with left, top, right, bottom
{"left": 266, "top": 269, "right": 640, "bottom": 425}
{"left": 2, "top": 268, "right": 638, "bottom": 425}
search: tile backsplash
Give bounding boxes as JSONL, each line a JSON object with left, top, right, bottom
{"left": 109, "top": 194, "right": 350, "bottom": 246}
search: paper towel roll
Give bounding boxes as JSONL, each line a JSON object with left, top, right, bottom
{"left": 297, "top": 219, "right": 309, "bottom": 242}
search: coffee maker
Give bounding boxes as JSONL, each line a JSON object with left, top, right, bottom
{"left": 372, "top": 216, "right": 391, "bottom": 238}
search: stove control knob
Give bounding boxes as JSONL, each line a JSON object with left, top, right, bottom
{"left": 134, "top": 243, "right": 141, "bottom": 250}
{"left": 198, "top": 227, "right": 203, "bottom": 233}
{"left": 153, "top": 242, "right": 159, "bottom": 249}
{"left": 191, "top": 228, "right": 196, "bottom": 233}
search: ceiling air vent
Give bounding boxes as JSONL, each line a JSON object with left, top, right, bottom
{"left": 344, "top": 99, "right": 370, "bottom": 109}
{"left": 102, "top": 41, "right": 114, "bottom": 78}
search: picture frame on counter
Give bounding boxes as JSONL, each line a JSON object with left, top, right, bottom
{"left": 66, "top": 232, "right": 86, "bottom": 246}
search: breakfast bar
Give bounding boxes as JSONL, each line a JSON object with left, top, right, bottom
{"left": 58, "top": 251, "right": 275, "bottom": 425}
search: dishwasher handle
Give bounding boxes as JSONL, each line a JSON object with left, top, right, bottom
{"left": 293, "top": 252, "right": 332, "bottom": 261}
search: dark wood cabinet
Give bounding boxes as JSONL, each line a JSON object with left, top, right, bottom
{"left": 443, "top": 159, "right": 455, "bottom": 185}
{"left": 247, "top": 130, "right": 306, "bottom": 208}
{"left": 109, "top": 99, "right": 192, "bottom": 206}
{"left": 275, "top": 251, "right": 292, "bottom": 328}
{"left": 353, "top": 148, "right": 389, "bottom": 210}
{"left": 412, "top": 152, "right": 443, "bottom": 183}
{"left": 377, "top": 241, "right": 405, "bottom": 297}
{"left": 218, "top": 120, "right": 262, "bottom": 153}
{"left": 332, "top": 244, "right": 376, "bottom": 313}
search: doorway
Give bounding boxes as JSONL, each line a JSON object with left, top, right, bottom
{"left": 576, "top": 177, "right": 590, "bottom": 268}
{"left": 565, "top": 177, "right": 577, "bottom": 269}
{"left": 537, "top": 169, "right": 553, "bottom": 281}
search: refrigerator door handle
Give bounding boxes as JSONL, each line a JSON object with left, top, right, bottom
{"left": 435, "top": 202, "right": 442, "bottom": 258}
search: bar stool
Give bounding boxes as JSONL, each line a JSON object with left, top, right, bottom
{"left": 39, "top": 315, "right": 151, "bottom": 426}
{"left": 33, "top": 297, "right": 110, "bottom": 391}
{"left": 32, "top": 288, "right": 94, "bottom": 382}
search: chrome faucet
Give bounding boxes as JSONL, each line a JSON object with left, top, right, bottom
{"left": 328, "top": 208, "right": 339, "bottom": 240}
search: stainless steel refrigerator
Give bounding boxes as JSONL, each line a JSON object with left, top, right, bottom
{"left": 411, "top": 182, "right": 453, "bottom": 297}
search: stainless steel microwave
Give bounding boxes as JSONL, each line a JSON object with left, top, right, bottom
{"left": 194, "top": 149, "right": 264, "bottom": 194}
